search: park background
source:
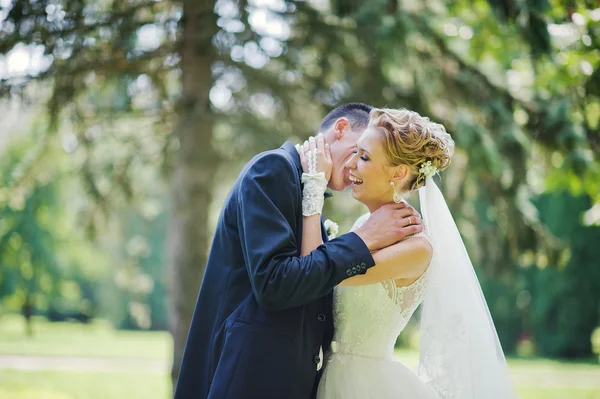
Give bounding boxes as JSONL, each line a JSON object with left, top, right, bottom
{"left": 0, "top": 0, "right": 599, "bottom": 398}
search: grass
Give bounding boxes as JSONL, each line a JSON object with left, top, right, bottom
{"left": 0, "top": 370, "right": 171, "bottom": 399}
{"left": 396, "top": 349, "right": 600, "bottom": 399}
{"left": 1, "top": 315, "right": 600, "bottom": 399}
{"left": 0, "top": 314, "right": 171, "bottom": 359}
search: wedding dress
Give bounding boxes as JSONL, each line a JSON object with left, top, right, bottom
{"left": 317, "top": 177, "right": 518, "bottom": 399}
{"left": 316, "top": 213, "right": 438, "bottom": 399}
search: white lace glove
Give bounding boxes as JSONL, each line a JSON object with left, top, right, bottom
{"left": 301, "top": 172, "right": 328, "bottom": 216}
{"left": 298, "top": 137, "right": 331, "bottom": 216}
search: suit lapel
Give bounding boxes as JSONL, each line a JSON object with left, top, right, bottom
{"left": 281, "top": 141, "right": 303, "bottom": 178}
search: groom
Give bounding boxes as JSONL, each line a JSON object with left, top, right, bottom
{"left": 174, "top": 103, "right": 424, "bottom": 399}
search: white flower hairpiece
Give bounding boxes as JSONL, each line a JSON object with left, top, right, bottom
{"left": 419, "top": 161, "right": 438, "bottom": 178}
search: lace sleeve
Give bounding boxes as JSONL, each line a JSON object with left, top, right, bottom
{"left": 381, "top": 266, "right": 431, "bottom": 307}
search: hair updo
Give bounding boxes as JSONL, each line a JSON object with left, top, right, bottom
{"left": 369, "top": 108, "right": 455, "bottom": 191}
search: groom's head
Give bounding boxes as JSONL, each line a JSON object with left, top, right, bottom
{"left": 320, "top": 103, "right": 373, "bottom": 191}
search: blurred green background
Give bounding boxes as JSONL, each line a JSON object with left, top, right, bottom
{"left": 0, "top": 0, "right": 599, "bottom": 398}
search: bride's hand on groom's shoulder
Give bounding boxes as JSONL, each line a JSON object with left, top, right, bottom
{"left": 354, "top": 203, "right": 424, "bottom": 251}
{"left": 299, "top": 133, "right": 333, "bottom": 182}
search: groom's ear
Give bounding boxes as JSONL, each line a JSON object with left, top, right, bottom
{"left": 333, "top": 117, "right": 350, "bottom": 139}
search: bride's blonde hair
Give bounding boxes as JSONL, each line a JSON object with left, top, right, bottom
{"left": 369, "top": 108, "right": 455, "bottom": 191}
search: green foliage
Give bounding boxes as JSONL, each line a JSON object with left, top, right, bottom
{"left": 0, "top": 120, "right": 172, "bottom": 331}
{"left": 0, "top": 126, "right": 103, "bottom": 322}
{"left": 527, "top": 192, "right": 600, "bottom": 357}
{"left": 102, "top": 202, "right": 169, "bottom": 331}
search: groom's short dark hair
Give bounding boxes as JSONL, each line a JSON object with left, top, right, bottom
{"left": 319, "top": 103, "right": 373, "bottom": 133}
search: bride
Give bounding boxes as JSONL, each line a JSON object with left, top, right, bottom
{"left": 298, "top": 108, "right": 518, "bottom": 398}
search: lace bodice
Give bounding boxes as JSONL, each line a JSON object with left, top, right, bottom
{"left": 330, "top": 213, "right": 430, "bottom": 360}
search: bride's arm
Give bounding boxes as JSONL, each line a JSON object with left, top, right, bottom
{"left": 301, "top": 217, "right": 431, "bottom": 282}
{"left": 338, "top": 236, "right": 431, "bottom": 286}
{"left": 301, "top": 214, "right": 323, "bottom": 256}
{"left": 298, "top": 136, "right": 330, "bottom": 257}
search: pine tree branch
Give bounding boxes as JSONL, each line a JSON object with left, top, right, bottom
{"left": 0, "top": 42, "right": 177, "bottom": 93}
{"left": 410, "top": 12, "right": 535, "bottom": 113}
{"left": 0, "top": 2, "right": 177, "bottom": 53}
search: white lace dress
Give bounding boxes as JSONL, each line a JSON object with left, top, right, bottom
{"left": 316, "top": 214, "right": 438, "bottom": 399}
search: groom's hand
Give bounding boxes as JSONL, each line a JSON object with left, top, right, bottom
{"left": 354, "top": 203, "right": 424, "bottom": 251}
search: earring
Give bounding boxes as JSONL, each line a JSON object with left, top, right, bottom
{"left": 390, "top": 181, "right": 402, "bottom": 203}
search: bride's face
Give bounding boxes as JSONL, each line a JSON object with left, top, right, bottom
{"left": 345, "top": 127, "right": 409, "bottom": 210}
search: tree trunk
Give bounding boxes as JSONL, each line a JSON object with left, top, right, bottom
{"left": 167, "top": 0, "right": 218, "bottom": 390}
{"left": 22, "top": 295, "right": 34, "bottom": 337}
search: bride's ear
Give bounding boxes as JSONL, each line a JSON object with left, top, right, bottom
{"left": 390, "top": 165, "right": 410, "bottom": 184}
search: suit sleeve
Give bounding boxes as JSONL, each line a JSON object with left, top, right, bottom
{"left": 237, "top": 152, "right": 375, "bottom": 311}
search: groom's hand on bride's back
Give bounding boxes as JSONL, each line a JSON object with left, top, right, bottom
{"left": 354, "top": 203, "right": 424, "bottom": 251}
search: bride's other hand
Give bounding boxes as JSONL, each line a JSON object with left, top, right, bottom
{"left": 354, "top": 203, "right": 424, "bottom": 251}
{"left": 299, "top": 133, "right": 333, "bottom": 182}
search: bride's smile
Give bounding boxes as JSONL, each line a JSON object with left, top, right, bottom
{"left": 345, "top": 127, "right": 412, "bottom": 213}
{"left": 348, "top": 174, "right": 363, "bottom": 185}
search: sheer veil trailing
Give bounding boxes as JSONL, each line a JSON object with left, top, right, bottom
{"left": 417, "top": 176, "right": 518, "bottom": 398}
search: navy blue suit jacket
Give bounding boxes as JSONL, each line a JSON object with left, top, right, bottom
{"left": 174, "top": 142, "right": 375, "bottom": 399}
